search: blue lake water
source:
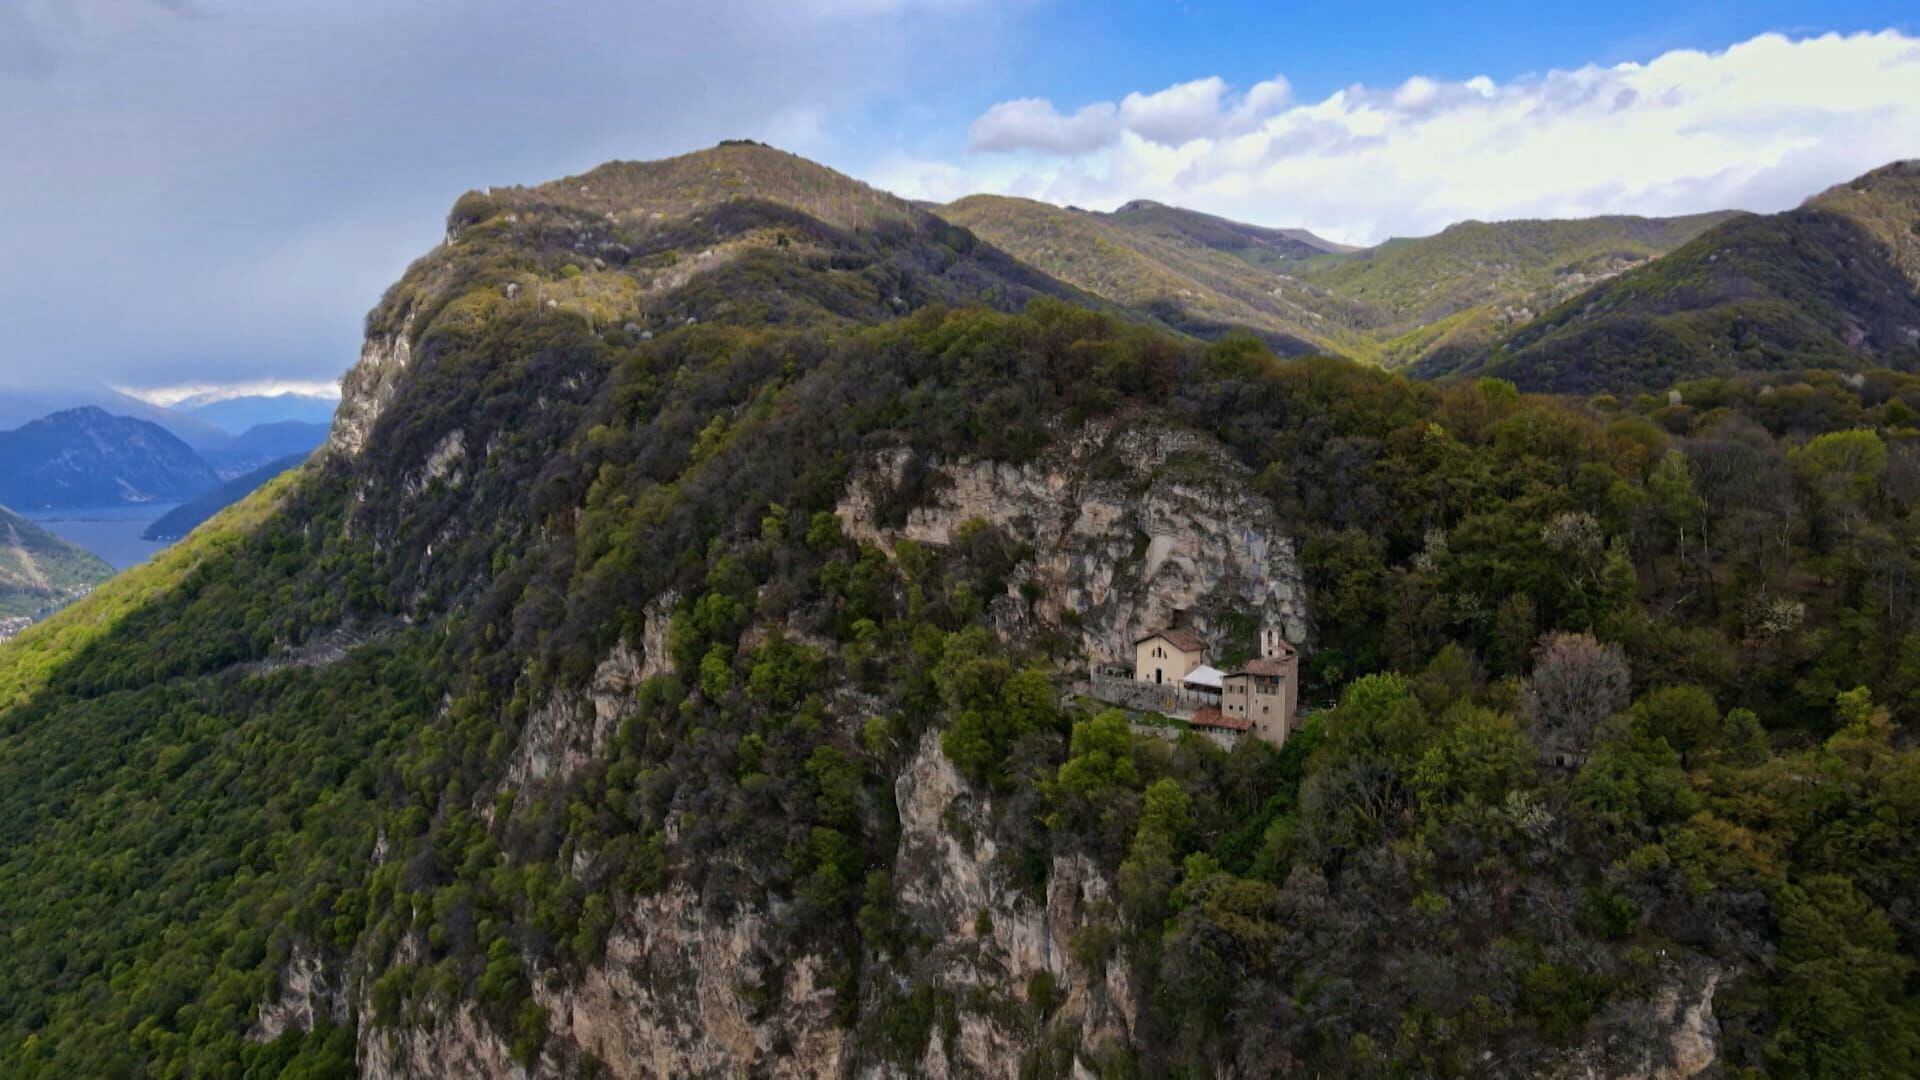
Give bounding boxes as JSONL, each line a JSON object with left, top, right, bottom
{"left": 22, "top": 503, "right": 181, "bottom": 571}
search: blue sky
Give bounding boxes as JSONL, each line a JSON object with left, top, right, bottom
{"left": 1, "top": 0, "right": 1916, "bottom": 399}
{"left": 857, "top": 0, "right": 1919, "bottom": 157}
{"left": 1014, "top": 0, "right": 1916, "bottom": 99}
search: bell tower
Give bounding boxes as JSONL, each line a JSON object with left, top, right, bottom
{"left": 1261, "top": 624, "right": 1286, "bottom": 659}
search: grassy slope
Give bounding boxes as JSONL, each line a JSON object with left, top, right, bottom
{"left": 937, "top": 194, "right": 1381, "bottom": 358}
{"left": 1805, "top": 160, "right": 1920, "bottom": 288}
{"left": 942, "top": 194, "right": 1737, "bottom": 369}
{"left": 0, "top": 507, "right": 114, "bottom": 620}
{"left": 1105, "top": 200, "right": 1356, "bottom": 260}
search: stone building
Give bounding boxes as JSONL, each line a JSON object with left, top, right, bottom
{"left": 1133, "top": 628, "right": 1206, "bottom": 686}
{"left": 1124, "top": 623, "right": 1301, "bottom": 749}
{"left": 1222, "top": 634, "right": 1299, "bottom": 748}
{"left": 1188, "top": 707, "right": 1251, "bottom": 749}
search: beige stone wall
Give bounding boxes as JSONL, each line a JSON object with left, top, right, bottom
{"left": 1227, "top": 663, "right": 1298, "bottom": 748}
{"left": 1133, "top": 636, "right": 1202, "bottom": 685}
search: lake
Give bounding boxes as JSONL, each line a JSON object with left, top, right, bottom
{"left": 23, "top": 503, "right": 181, "bottom": 571}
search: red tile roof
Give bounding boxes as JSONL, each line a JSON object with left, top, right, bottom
{"left": 1231, "top": 656, "right": 1293, "bottom": 677}
{"left": 1138, "top": 627, "right": 1205, "bottom": 653}
{"left": 1190, "top": 708, "right": 1251, "bottom": 732}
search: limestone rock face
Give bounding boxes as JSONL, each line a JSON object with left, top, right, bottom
{"left": 328, "top": 314, "right": 416, "bottom": 459}
{"left": 250, "top": 949, "right": 344, "bottom": 1044}
{"left": 886, "top": 733, "right": 1136, "bottom": 1077}
{"left": 836, "top": 416, "right": 1309, "bottom": 665}
{"left": 352, "top": 733, "right": 1129, "bottom": 1080}
{"left": 505, "top": 641, "right": 648, "bottom": 790}
{"left": 529, "top": 888, "right": 845, "bottom": 1078}
{"left": 360, "top": 1002, "right": 525, "bottom": 1080}
{"left": 1549, "top": 965, "right": 1724, "bottom": 1080}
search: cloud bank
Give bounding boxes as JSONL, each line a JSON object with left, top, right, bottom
{"left": 916, "top": 30, "right": 1920, "bottom": 245}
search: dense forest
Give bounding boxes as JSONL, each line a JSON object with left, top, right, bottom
{"left": 7, "top": 144, "right": 1920, "bottom": 1077}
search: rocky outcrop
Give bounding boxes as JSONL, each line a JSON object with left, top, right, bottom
{"left": 885, "top": 733, "right": 1134, "bottom": 1077}
{"left": 1551, "top": 965, "right": 1723, "bottom": 1079}
{"left": 836, "top": 417, "right": 1308, "bottom": 665}
{"left": 407, "top": 429, "right": 467, "bottom": 496}
{"left": 360, "top": 1001, "right": 525, "bottom": 1080}
{"left": 251, "top": 949, "right": 346, "bottom": 1043}
{"left": 531, "top": 890, "right": 845, "bottom": 1077}
{"left": 329, "top": 313, "right": 416, "bottom": 458}
{"left": 505, "top": 641, "right": 647, "bottom": 790}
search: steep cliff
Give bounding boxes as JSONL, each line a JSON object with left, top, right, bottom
{"left": 836, "top": 416, "right": 1308, "bottom": 663}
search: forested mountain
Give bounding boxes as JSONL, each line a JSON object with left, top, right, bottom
{"left": 1439, "top": 161, "right": 1920, "bottom": 392}
{"left": 940, "top": 193, "right": 1738, "bottom": 371}
{"left": 10, "top": 143, "right": 1920, "bottom": 1078}
{"left": 0, "top": 407, "right": 219, "bottom": 509}
{"left": 1297, "top": 211, "right": 1739, "bottom": 366}
{"left": 0, "top": 506, "right": 111, "bottom": 619}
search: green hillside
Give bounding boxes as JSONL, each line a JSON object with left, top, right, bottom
{"left": 9, "top": 145, "right": 1920, "bottom": 1077}
{"left": 941, "top": 193, "right": 1736, "bottom": 369}
{"left": 1296, "top": 212, "right": 1739, "bottom": 365}
{"left": 0, "top": 506, "right": 112, "bottom": 620}
{"left": 937, "top": 193, "right": 1381, "bottom": 356}
{"left": 1447, "top": 162, "right": 1920, "bottom": 393}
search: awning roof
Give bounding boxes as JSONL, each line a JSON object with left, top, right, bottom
{"left": 1182, "top": 664, "right": 1226, "bottom": 690}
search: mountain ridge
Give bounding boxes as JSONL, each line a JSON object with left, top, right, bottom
{"left": 1433, "top": 160, "right": 1920, "bottom": 392}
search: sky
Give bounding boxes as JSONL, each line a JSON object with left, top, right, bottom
{"left": 2, "top": 1, "right": 1917, "bottom": 400}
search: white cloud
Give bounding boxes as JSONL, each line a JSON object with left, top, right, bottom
{"left": 971, "top": 74, "right": 1294, "bottom": 153}
{"left": 969, "top": 98, "right": 1121, "bottom": 154}
{"left": 928, "top": 30, "right": 1920, "bottom": 245}
{"left": 1120, "top": 77, "right": 1232, "bottom": 146}
{"left": 118, "top": 380, "right": 341, "bottom": 408}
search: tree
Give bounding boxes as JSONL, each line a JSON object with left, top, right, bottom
{"left": 1649, "top": 450, "right": 1705, "bottom": 571}
{"left": 1627, "top": 685, "right": 1723, "bottom": 769}
{"left": 1521, "top": 633, "right": 1631, "bottom": 765}
{"left": 1057, "top": 710, "right": 1138, "bottom": 797}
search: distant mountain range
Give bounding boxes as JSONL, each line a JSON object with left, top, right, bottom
{"left": 0, "top": 408, "right": 219, "bottom": 510}
{"left": 935, "top": 195, "right": 1740, "bottom": 368}
{"left": 930, "top": 162, "right": 1920, "bottom": 392}
{"left": 203, "top": 420, "right": 329, "bottom": 474}
{"left": 0, "top": 505, "right": 112, "bottom": 620}
{"left": 0, "top": 389, "right": 233, "bottom": 455}
{"left": 185, "top": 393, "right": 339, "bottom": 431}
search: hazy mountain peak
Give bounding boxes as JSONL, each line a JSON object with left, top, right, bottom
{"left": 0, "top": 408, "right": 217, "bottom": 510}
